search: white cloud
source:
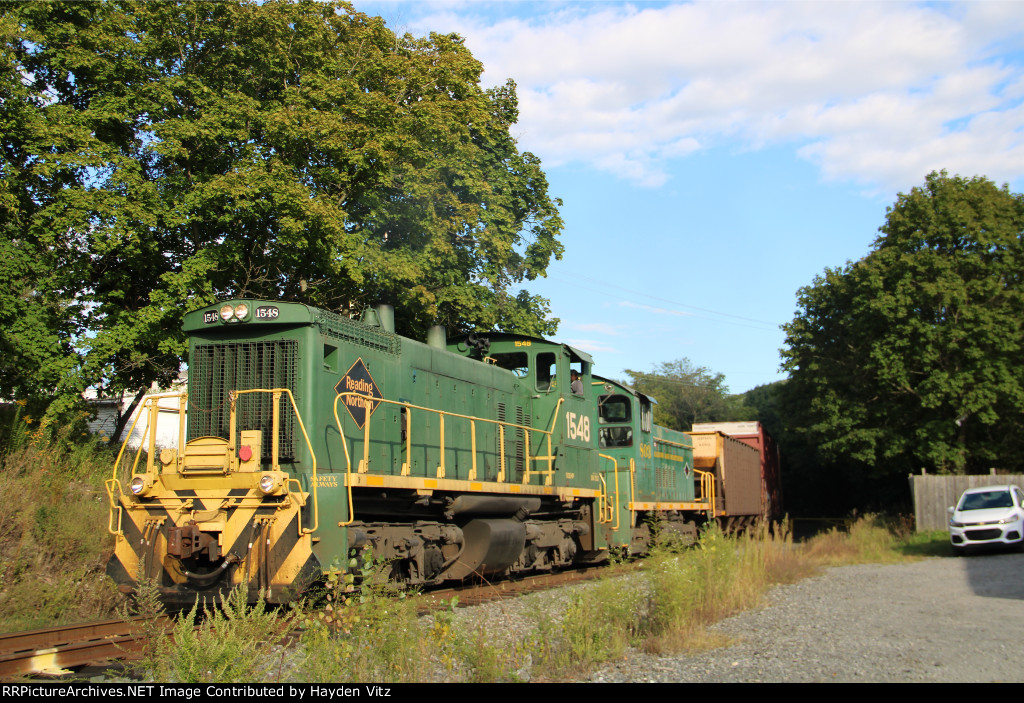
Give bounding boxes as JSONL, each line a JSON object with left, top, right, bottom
{"left": 408, "top": 1, "right": 1024, "bottom": 192}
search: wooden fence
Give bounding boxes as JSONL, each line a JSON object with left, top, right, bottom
{"left": 910, "top": 472, "right": 1024, "bottom": 531}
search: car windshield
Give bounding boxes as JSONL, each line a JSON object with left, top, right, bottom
{"left": 959, "top": 490, "right": 1013, "bottom": 511}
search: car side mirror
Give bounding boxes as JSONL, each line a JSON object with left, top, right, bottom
{"left": 947, "top": 506, "right": 955, "bottom": 514}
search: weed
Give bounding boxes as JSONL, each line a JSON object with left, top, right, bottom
{"left": 215, "top": 517, "right": 954, "bottom": 682}
{"left": 134, "top": 587, "right": 296, "bottom": 683}
{"left": 803, "top": 513, "right": 906, "bottom": 565}
{"left": 296, "top": 550, "right": 432, "bottom": 683}
{"left": 515, "top": 573, "right": 643, "bottom": 680}
{"left": 452, "top": 624, "right": 529, "bottom": 683}
{"left": 429, "top": 597, "right": 462, "bottom": 674}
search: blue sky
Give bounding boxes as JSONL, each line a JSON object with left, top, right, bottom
{"left": 356, "top": 0, "right": 1024, "bottom": 394}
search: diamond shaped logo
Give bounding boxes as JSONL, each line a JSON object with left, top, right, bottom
{"left": 335, "top": 357, "right": 383, "bottom": 430}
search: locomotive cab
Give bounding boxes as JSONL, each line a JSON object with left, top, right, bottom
{"left": 450, "top": 333, "right": 597, "bottom": 477}
{"left": 593, "top": 377, "right": 711, "bottom": 552}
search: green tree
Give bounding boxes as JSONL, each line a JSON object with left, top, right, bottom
{"left": 625, "top": 358, "right": 751, "bottom": 431}
{"left": 0, "top": 1, "right": 563, "bottom": 440}
{"left": 782, "top": 171, "right": 1024, "bottom": 478}
{"left": 737, "top": 381, "right": 784, "bottom": 440}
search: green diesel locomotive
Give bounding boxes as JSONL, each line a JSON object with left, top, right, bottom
{"left": 105, "top": 300, "right": 726, "bottom": 604}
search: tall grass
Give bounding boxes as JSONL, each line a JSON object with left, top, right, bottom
{"left": 526, "top": 576, "right": 645, "bottom": 677}
{"left": 0, "top": 410, "right": 121, "bottom": 631}
{"left": 803, "top": 513, "right": 908, "bottom": 565}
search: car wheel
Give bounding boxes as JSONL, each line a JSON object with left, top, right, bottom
{"left": 952, "top": 544, "right": 967, "bottom": 557}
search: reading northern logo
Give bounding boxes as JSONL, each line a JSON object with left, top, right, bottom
{"left": 335, "top": 358, "right": 382, "bottom": 429}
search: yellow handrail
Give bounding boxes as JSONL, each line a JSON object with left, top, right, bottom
{"left": 333, "top": 397, "right": 359, "bottom": 526}
{"left": 109, "top": 392, "right": 187, "bottom": 485}
{"left": 231, "top": 389, "right": 319, "bottom": 534}
{"left": 627, "top": 457, "right": 635, "bottom": 530}
{"left": 597, "top": 454, "right": 614, "bottom": 523}
{"left": 596, "top": 474, "right": 609, "bottom": 523}
{"left": 653, "top": 436, "right": 694, "bottom": 450}
{"left": 522, "top": 397, "right": 564, "bottom": 486}
{"left": 597, "top": 453, "right": 621, "bottom": 529}
{"left": 105, "top": 478, "right": 125, "bottom": 536}
{"left": 106, "top": 392, "right": 188, "bottom": 536}
{"left": 332, "top": 392, "right": 566, "bottom": 523}
{"left": 694, "top": 468, "right": 716, "bottom": 515}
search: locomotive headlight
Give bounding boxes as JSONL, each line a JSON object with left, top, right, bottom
{"left": 233, "top": 303, "right": 249, "bottom": 321}
{"left": 219, "top": 304, "right": 236, "bottom": 322}
{"left": 259, "top": 473, "right": 284, "bottom": 495}
{"left": 129, "top": 475, "right": 153, "bottom": 496}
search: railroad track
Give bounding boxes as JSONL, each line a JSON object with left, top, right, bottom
{"left": 417, "top": 562, "right": 638, "bottom": 611}
{"left": 0, "top": 616, "right": 168, "bottom": 679}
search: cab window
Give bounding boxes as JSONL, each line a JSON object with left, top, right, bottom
{"left": 599, "top": 427, "right": 632, "bottom": 447}
{"left": 490, "top": 352, "right": 529, "bottom": 378}
{"left": 569, "top": 360, "right": 585, "bottom": 396}
{"left": 536, "top": 352, "right": 556, "bottom": 391}
{"left": 598, "top": 394, "right": 633, "bottom": 447}
{"left": 598, "top": 395, "right": 632, "bottom": 424}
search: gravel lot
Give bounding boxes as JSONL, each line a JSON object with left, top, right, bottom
{"left": 584, "top": 550, "right": 1024, "bottom": 683}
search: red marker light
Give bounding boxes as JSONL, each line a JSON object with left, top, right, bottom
{"left": 238, "top": 445, "right": 253, "bottom": 462}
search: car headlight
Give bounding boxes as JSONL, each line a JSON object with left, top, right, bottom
{"left": 950, "top": 518, "right": 965, "bottom": 527}
{"left": 998, "top": 513, "right": 1021, "bottom": 525}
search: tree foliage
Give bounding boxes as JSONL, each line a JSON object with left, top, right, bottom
{"left": 0, "top": 1, "right": 563, "bottom": 437}
{"left": 625, "top": 358, "right": 751, "bottom": 431}
{"left": 782, "top": 171, "right": 1024, "bottom": 476}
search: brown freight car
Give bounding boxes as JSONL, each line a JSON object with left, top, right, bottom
{"left": 688, "top": 423, "right": 782, "bottom": 528}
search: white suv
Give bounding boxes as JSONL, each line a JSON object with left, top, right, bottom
{"left": 948, "top": 485, "right": 1024, "bottom": 554}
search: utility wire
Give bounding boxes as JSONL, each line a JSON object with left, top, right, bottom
{"left": 555, "top": 271, "right": 779, "bottom": 327}
{"left": 544, "top": 272, "right": 779, "bottom": 332}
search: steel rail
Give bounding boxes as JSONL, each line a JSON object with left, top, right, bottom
{"left": 0, "top": 616, "right": 168, "bottom": 678}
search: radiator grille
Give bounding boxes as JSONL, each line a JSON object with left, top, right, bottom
{"left": 313, "top": 309, "right": 401, "bottom": 355}
{"left": 188, "top": 340, "right": 298, "bottom": 462}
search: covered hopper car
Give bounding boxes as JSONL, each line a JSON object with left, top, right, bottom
{"left": 105, "top": 300, "right": 775, "bottom": 604}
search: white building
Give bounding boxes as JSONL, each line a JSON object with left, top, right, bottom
{"left": 85, "top": 376, "right": 186, "bottom": 450}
